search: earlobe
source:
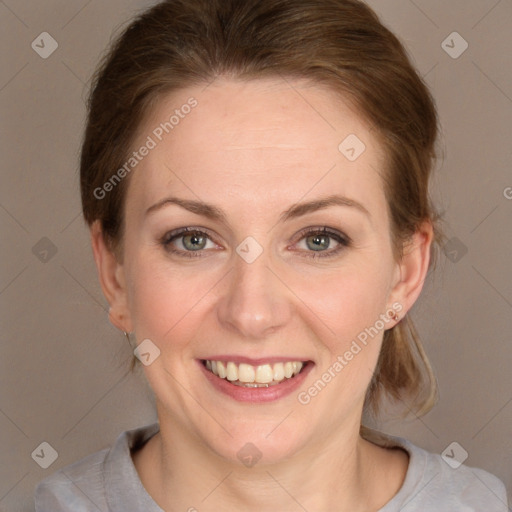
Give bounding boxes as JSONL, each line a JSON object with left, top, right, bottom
{"left": 390, "top": 221, "right": 433, "bottom": 316}
{"left": 90, "top": 220, "right": 133, "bottom": 332}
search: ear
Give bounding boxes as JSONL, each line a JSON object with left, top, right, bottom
{"left": 389, "top": 221, "right": 433, "bottom": 316}
{"left": 90, "top": 220, "right": 133, "bottom": 333}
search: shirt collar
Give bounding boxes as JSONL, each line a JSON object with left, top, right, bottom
{"left": 103, "top": 422, "right": 162, "bottom": 512}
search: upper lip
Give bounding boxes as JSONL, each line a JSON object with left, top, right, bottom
{"left": 200, "top": 355, "right": 312, "bottom": 365}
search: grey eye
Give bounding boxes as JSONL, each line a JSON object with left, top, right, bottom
{"left": 305, "top": 233, "right": 332, "bottom": 251}
{"left": 181, "top": 232, "right": 208, "bottom": 251}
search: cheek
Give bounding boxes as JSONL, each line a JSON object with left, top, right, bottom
{"left": 292, "top": 265, "right": 392, "bottom": 421}
{"left": 299, "top": 261, "right": 393, "bottom": 409}
{"left": 126, "top": 255, "right": 212, "bottom": 350}
{"left": 305, "top": 261, "right": 393, "bottom": 345}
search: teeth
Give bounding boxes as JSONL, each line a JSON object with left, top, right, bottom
{"left": 226, "top": 362, "right": 238, "bottom": 381}
{"left": 273, "top": 362, "right": 285, "bottom": 381}
{"left": 238, "top": 363, "right": 255, "bottom": 383}
{"left": 255, "top": 364, "right": 273, "bottom": 383}
{"left": 204, "top": 359, "right": 304, "bottom": 385}
{"left": 217, "top": 361, "right": 227, "bottom": 379}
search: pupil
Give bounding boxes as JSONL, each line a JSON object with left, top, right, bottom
{"left": 185, "top": 233, "right": 205, "bottom": 250}
{"left": 309, "top": 234, "right": 328, "bottom": 251}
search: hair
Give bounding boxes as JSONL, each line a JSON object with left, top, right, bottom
{"left": 80, "top": 0, "right": 443, "bottom": 419}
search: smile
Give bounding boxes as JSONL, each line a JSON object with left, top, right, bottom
{"left": 202, "top": 359, "right": 307, "bottom": 388}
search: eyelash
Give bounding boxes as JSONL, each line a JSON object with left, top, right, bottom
{"left": 159, "top": 226, "right": 351, "bottom": 260}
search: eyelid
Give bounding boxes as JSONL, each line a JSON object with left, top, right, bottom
{"left": 160, "top": 226, "right": 219, "bottom": 245}
{"left": 291, "top": 226, "right": 352, "bottom": 246}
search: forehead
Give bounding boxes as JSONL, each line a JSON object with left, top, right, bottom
{"left": 126, "top": 78, "right": 388, "bottom": 219}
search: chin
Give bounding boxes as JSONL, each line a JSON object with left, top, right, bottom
{"left": 211, "top": 425, "right": 308, "bottom": 468}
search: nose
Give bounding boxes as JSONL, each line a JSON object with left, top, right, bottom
{"left": 216, "top": 249, "right": 292, "bottom": 340}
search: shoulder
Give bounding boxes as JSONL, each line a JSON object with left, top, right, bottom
{"left": 367, "top": 430, "right": 509, "bottom": 511}
{"left": 34, "top": 423, "right": 161, "bottom": 512}
{"left": 412, "top": 443, "right": 508, "bottom": 510}
{"left": 34, "top": 447, "right": 110, "bottom": 512}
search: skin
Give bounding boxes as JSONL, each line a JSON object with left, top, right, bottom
{"left": 91, "top": 77, "right": 433, "bottom": 511}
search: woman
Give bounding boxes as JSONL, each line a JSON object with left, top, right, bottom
{"left": 35, "top": 0, "right": 508, "bottom": 510}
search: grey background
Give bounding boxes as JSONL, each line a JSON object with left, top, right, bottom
{"left": 0, "top": 0, "right": 511, "bottom": 510}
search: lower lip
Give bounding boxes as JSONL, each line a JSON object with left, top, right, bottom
{"left": 198, "top": 360, "right": 314, "bottom": 403}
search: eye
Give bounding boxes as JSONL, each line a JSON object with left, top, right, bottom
{"left": 160, "top": 227, "right": 218, "bottom": 258}
{"left": 293, "top": 227, "right": 351, "bottom": 259}
{"left": 160, "top": 226, "right": 351, "bottom": 260}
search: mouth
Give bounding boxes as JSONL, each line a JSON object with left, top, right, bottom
{"left": 201, "top": 359, "right": 309, "bottom": 388}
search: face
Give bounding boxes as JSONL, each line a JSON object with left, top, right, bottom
{"left": 105, "top": 78, "right": 413, "bottom": 465}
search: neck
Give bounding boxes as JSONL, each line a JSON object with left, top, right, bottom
{"left": 132, "top": 406, "right": 406, "bottom": 512}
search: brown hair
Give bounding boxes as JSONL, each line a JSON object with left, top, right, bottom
{"left": 81, "top": 0, "right": 442, "bottom": 418}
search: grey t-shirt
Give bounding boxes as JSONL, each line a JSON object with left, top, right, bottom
{"left": 34, "top": 422, "right": 509, "bottom": 511}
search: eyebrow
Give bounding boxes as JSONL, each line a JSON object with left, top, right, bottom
{"left": 145, "top": 194, "right": 370, "bottom": 224}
